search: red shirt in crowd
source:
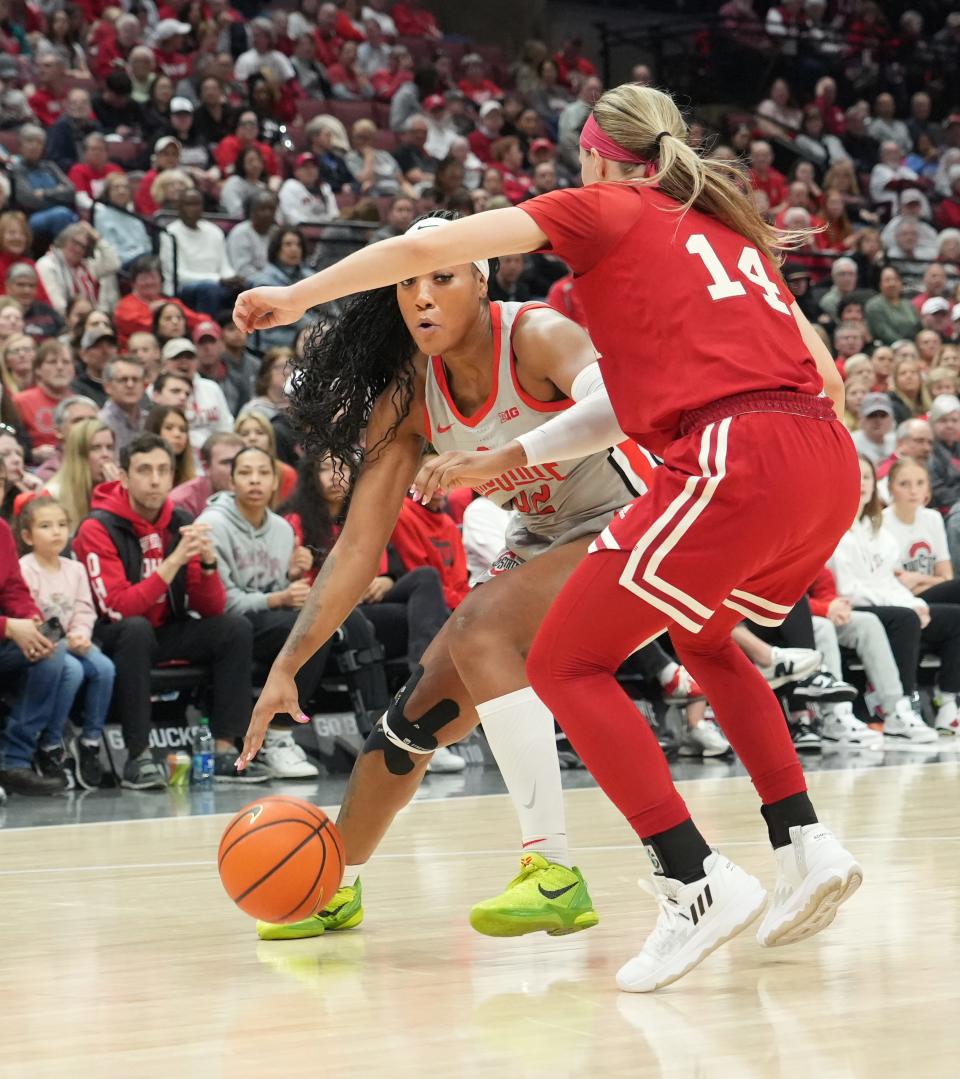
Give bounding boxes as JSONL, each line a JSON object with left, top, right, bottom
{"left": 215, "top": 136, "right": 279, "bottom": 177}
{"left": 390, "top": 497, "right": 469, "bottom": 609}
{"left": 28, "top": 87, "right": 64, "bottom": 126}
{"left": 520, "top": 182, "right": 821, "bottom": 456}
{"left": 806, "top": 565, "right": 841, "bottom": 616}
{"left": 113, "top": 293, "right": 204, "bottom": 347}
{"left": 468, "top": 127, "right": 498, "bottom": 163}
{"left": 73, "top": 481, "right": 226, "bottom": 629}
{"left": 314, "top": 30, "right": 345, "bottom": 69}
{"left": 285, "top": 514, "right": 388, "bottom": 586}
{"left": 488, "top": 161, "right": 533, "bottom": 203}
{"left": 392, "top": 3, "right": 441, "bottom": 37}
{"left": 457, "top": 77, "right": 502, "bottom": 107}
{"left": 13, "top": 385, "right": 64, "bottom": 450}
{"left": 68, "top": 160, "right": 123, "bottom": 202}
{"left": 153, "top": 47, "right": 191, "bottom": 81}
{"left": 0, "top": 519, "right": 40, "bottom": 639}
{"left": 749, "top": 166, "right": 788, "bottom": 209}
{"left": 553, "top": 51, "right": 596, "bottom": 88}
{"left": 546, "top": 272, "right": 589, "bottom": 329}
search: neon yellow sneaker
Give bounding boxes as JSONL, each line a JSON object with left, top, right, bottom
{"left": 469, "top": 853, "right": 599, "bottom": 937}
{"left": 256, "top": 879, "right": 364, "bottom": 941}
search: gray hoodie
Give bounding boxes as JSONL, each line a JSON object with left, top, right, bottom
{"left": 197, "top": 491, "right": 294, "bottom": 615}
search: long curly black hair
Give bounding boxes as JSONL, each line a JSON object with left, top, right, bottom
{"left": 289, "top": 211, "right": 492, "bottom": 470}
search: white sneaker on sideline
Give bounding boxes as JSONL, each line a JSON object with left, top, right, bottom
{"left": 616, "top": 852, "right": 767, "bottom": 993}
{"left": 678, "top": 719, "right": 730, "bottom": 758}
{"left": 883, "top": 698, "right": 938, "bottom": 745}
{"left": 820, "top": 703, "right": 883, "bottom": 750}
{"left": 757, "top": 824, "right": 862, "bottom": 948}
{"left": 427, "top": 746, "right": 466, "bottom": 773}
{"left": 259, "top": 730, "right": 319, "bottom": 779}
{"left": 757, "top": 647, "right": 822, "bottom": 689}
{"left": 935, "top": 698, "right": 960, "bottom": 737}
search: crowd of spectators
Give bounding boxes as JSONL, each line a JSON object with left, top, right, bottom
{"left": 4, "top": 2, "right": 960, "bottom": 796}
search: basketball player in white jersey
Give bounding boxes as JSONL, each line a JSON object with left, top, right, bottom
{"left": 242, "top": 215, "right": 718, "bottom": 941}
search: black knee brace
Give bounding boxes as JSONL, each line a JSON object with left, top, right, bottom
{"left": 361, "top": 665, "right": 460, "bottom": 775}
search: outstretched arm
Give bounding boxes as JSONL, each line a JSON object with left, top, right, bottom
{"left": 233, "top": 207, "right": 548, "bottom": 332}
{"left": 238, "top": 386, "right": 426, "bottom": 768}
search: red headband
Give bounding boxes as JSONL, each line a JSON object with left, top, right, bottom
{"left": 579, "top": 113, "right": 645, "bottom": 164}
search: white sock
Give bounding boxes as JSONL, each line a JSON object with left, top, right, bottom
{"left": 343, "top": 863, "right": 363, "bottom": 886}
{"left": 476, "top": 687, "right": 571, "bottom": 867}
{"left": 939, "top": 691, "right": 956, "bottom": 705}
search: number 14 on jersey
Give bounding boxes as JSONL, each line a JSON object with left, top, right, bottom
{"left": 685, "top": 234, "right": 791, "bottom": 315}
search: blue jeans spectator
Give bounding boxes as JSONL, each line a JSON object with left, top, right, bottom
{"left": 179, "top": 280, "right": 234, "bottom": 317}
{"left": 0, "top": 639, "right": 82, "bottom": 767}
{"left": 64, "top": 645, "right": 115, "bottom": 743}
{"left": 28, "top": 206, "right": 78, "bottom": 238}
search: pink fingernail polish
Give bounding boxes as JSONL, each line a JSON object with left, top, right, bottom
{"left": 297, "top": 711, "right": 310, "bottom": 724}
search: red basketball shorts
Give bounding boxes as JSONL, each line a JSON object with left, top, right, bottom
{"left": 589, "top": 396, "right": 861, "bottom": 633}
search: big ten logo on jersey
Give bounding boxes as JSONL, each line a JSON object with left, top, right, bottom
{"left": 498, "top": 405, "right": 520, "bottom": 424}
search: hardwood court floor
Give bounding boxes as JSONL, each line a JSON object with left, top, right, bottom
{"left": 1, "top": 760, "right": 957, "bottom": 1079}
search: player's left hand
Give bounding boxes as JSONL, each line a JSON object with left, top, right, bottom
{"left": 238, "top": 667, "right": 308, "bottom": 771}
{"left": 413, "top": 443, "right": 524, "bottom": 503}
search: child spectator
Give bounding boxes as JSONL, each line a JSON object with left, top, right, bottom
{"left": 17, "top": 497, "right": 115, "bottom": 789}
{"left": 0, "top": 514, "right": 81, "bottom": 795}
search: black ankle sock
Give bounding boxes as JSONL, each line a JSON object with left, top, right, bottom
{"left": 761, "top": 791, "right": 818, "bottom": 849}
{"left": 642, "top": 818, "right": 712, "bottom": 883}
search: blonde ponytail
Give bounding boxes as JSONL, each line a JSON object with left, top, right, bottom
{"left": 592, "top": 85, "right": 805, "bottom": 264}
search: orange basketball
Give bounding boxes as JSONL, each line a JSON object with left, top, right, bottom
{"left": 218, "top": 796, "right": 345, "bottom": 923}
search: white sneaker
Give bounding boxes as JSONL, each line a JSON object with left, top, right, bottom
{"left": 935, "top": 698, "right": 960, "bottom": 737}
{"left": 883, "top": 698, "right": 938, "bottom": 744}
{"left": 616, "top": 852, "right": 767, "bottom": 993}
{"left": 427, "top": 745, "right": 466, "bottom": 773}
{"left": 819, "top": 703, "right": 883, "bottom": 750}
{"left": 757, "top": 647, "right": 822, "bottom": 689}
{"left": 756, "top": 824, "right": 862, "bottom": 948}
{"left": 678, "top": 719, "right": 730, "bottom": 758}
{"left": 259, "top": 730, "right": 320, "bottom": 779}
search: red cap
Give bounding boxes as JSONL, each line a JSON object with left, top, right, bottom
{"left": 947, "top": 114, "right": 960, "bottom": 127}
{"left": 529, "top": 137, "right": 555, "bottom": 155}
{"left": 192, "top": 320, "right": 221, "bottom": 343}
{"left": 295, "top": 152, "right": 318, "bottom": 168}
{"left": 423, "top": 94, "right": 445, "bottom": 111}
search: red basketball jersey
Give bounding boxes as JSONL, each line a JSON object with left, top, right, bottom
{"left": 521, "top": 183, "right": 823, "bottom": 456}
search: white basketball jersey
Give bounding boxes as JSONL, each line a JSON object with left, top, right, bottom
{"left": 424, "top": 301, "right": 655, "bottom": 544}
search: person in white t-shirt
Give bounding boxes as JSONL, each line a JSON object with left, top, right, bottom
{"left": 234, "top": 19, "right": 296, "bottom": 84}
{"left": 157, "top": 336, "right": 234, "bottom": 465}
{"left": 851, "top": 392, "right": 896, "bottom": 465}
{"left": 831, "top": 455, "right": 960, "bottom": 738}
{"left": 278, "top": 153, "right": 338, "bottom": 226}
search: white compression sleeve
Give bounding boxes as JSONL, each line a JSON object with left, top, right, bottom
{"left": 476, "top": 687, "right": 570, "bottom": 867}
{"left": 514, "top": 361, "right": 628, "bottom": 466}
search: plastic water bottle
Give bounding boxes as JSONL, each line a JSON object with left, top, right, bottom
{"left": 191, "top": 717, "right": 215, "bottom": 785}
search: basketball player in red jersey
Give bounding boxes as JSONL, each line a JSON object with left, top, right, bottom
{"left": 235, "top": 84, "right": 862, "bottom": 993}
{"left": 240, "top": 213, "right": 707, "bottom": 944}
